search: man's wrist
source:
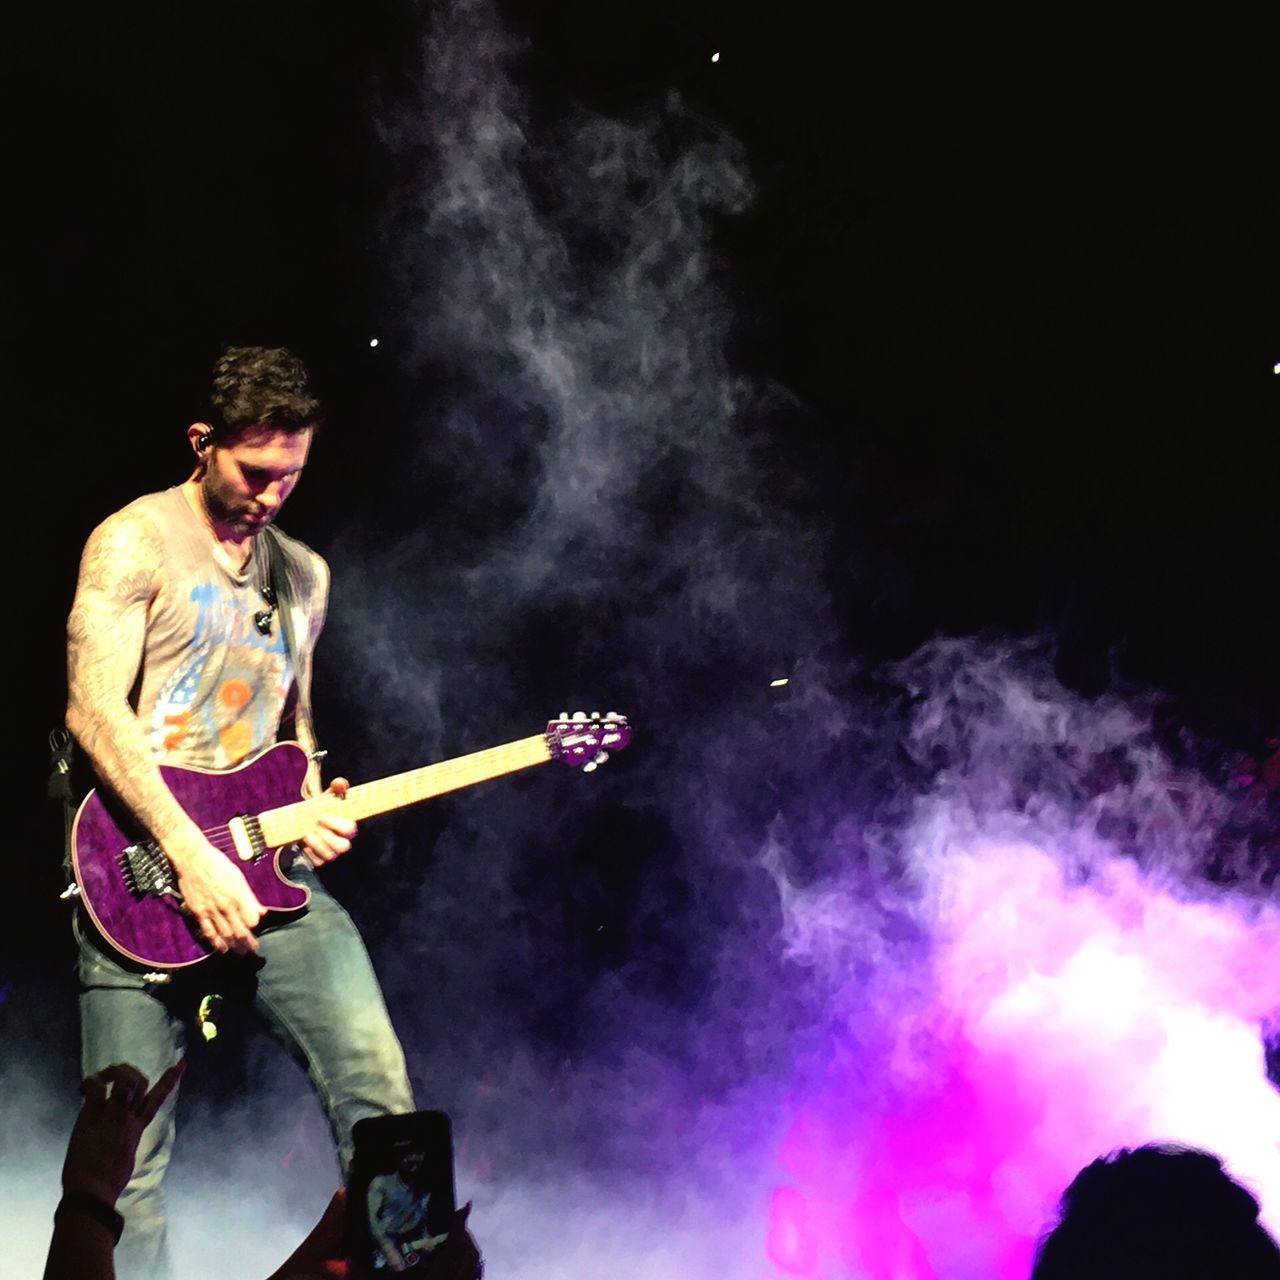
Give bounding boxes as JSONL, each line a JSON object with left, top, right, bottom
{"left": 157, "top": 820, "right": 210, "bottom": 870}
{"left": 55, "top": 1189, "right": 125, "bottom": 1244}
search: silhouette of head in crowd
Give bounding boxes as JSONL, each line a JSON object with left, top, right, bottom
{"left": 1031, "top": 1142, "right": 1280, "bottom": 1279}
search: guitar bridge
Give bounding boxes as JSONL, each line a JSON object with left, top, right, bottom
{"left": 120, "top": 841, "right": 178, "bottom": 900}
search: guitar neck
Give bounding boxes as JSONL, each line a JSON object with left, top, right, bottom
{"left": 257, "top": 734, "right": 553, "bottom": 848}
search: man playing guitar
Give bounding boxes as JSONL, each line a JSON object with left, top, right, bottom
{"left": 64, "top": 345, "right": 415, "bottom": 1279}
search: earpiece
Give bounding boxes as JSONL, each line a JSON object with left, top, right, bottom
{"left": 197, "top": 433, "right": 213, "bottom": 452}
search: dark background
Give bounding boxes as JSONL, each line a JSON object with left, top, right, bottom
{"left": 8, "top": 0, "right": 1278, "bottom": 1126}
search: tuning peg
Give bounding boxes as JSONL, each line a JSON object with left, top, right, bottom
{"left": 595, "top": 750, "right": 609, "bottom": 765}
{"left": 572, "top": 711, "right": 588, "bottom": 722}
{"left": 590, "top": 711, "right": 601, "bottom": 720}
{"left": 582, "top": 759, "right": 598, "bottom": 773}
{"left": 606, "top": 711, "right": 622, "bottom": 720}
{"left": 558, "top": 711, "right": 569, "bottom": 721}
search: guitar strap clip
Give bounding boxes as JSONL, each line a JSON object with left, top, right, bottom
{"left": 308, "top": 749, "right": 328, "bottom": 763}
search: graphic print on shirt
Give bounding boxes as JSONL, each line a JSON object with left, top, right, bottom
{"left": 152, "top": 580, "right": 293, "bottom": 768}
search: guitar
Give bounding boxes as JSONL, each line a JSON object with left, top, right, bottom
{"left": 71, "top": 713, "right": 631, "bottom": 969}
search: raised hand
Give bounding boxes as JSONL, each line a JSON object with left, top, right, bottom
{"left": 62, "top": 1063, "right": 185, "bottom": 1207}
{"left": 266, "top": 1197, "right": 483, "bottom": 1280}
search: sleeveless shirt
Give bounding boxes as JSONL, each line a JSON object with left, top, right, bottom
{"left": 121, "top": 486, "right": 328, "bottom": 770}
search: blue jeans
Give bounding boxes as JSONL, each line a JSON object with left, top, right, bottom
{"left": 77, "top": 861, "right": 415, "bottom": 1280}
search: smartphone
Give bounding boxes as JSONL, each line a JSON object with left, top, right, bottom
{"left": 344, "top": 1110, "right": 456, "bottom": 1275}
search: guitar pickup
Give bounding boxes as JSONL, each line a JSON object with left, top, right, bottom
{"left": 227, "top": 815, "right": 269, "bottom": 863}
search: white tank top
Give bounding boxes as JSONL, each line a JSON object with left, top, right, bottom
{"left": 121, "top": 486, "right": 327, "bottom": 769}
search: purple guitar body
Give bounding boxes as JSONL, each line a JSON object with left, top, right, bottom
{"left": 70, "top": 714, "right": 632, "bottom": 970}
{"left": 73, "top": 742, "right": 313, "bottom": 969}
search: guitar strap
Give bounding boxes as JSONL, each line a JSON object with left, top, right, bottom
{"left": 261, "top": 525, "right": 323, "bottom": 761}
{"left": 49, "top": 727, "right": 83, "bottom": 882}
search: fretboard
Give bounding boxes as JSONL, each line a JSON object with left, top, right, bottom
{"left": 256, "top": 734, "right": 552, "bottom": 848}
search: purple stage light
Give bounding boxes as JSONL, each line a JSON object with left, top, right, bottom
{"left": 760, "top": 844, "right": 1279, "bottom": 1279}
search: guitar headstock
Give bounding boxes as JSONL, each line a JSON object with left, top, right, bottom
{"left": 547, "top": 712, "right": 632, "bottom": 772}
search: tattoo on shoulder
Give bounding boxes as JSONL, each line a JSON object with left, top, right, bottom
{"left": 68, "top": 511, "right": 163, "bottom": 687}
{"left": 78, "top": 511, "right": 164, "bottom": 601}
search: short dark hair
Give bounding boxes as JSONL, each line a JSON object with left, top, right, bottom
{"left": 1032, "top": 1143, "right": 1280, "bottom": 1280}
{"left": 207, "top": 345, "right": 324, "bottom": 443}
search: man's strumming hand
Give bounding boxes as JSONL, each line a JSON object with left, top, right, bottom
{"left": 167, "top": 833, "right": 266, "bottom": 955}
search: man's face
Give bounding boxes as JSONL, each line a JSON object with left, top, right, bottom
{"left": 201, "top": 424, "right": 313, "bottom": 537}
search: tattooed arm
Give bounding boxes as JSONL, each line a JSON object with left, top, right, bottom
{"left": 66, "top": 509, "right": 265, "bottom": 954}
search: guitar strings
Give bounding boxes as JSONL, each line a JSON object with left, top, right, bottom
{"left": 186, "top": 737, "right": 552, "bottom": 856}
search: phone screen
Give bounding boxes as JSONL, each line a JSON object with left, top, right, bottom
{"left": 345, "top": 1111, "right": 455, "bottom": 1275}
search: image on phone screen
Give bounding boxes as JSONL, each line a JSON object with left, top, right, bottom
{"left": 347, "top": 1111, "right": 454, "bottom": 1275}
{"left": 368, "top": 1153, "right": 440, "bottom": 1271}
